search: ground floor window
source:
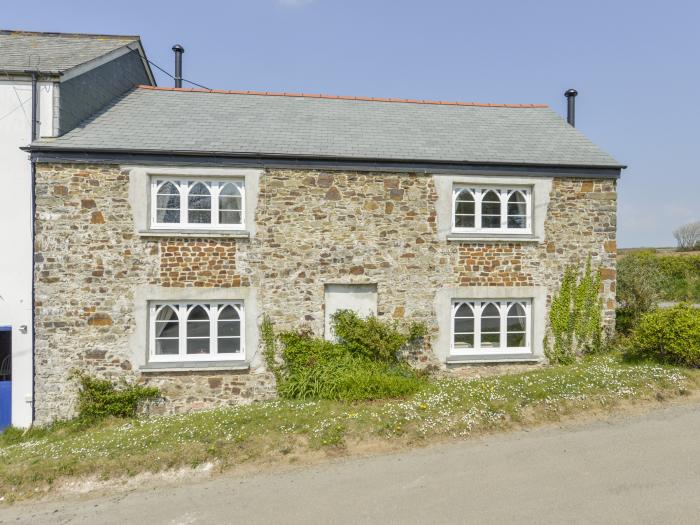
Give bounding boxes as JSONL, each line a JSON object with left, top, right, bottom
{"left": 451, "top": 299, "right": 531, "bottom": 355}
{"left": 149, "top": 301, "right": 244, "bottom": 362}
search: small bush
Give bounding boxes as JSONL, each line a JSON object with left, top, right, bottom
{"left": 263, "top": 311, "right": 427, "bottom": 401}
{"left": 331, "top": 310, "right": 426, "bottom": 362}
{"left": 545, "top": 259, "right": 604, "bottom": 364}
{"left": 625, "top": 304, "right": 700, "bottom": 367}
{"left": 72, "top": 372, "right": 161, "bottom": 421}
{"left": 616, "top": 251, "right": 664, "bottom": 333}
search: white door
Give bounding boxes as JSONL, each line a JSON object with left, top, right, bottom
{"left": 324, "top": 284, "right": 377, "bottom": 340}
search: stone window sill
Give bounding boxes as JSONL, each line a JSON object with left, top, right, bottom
{"left": 446, "top": 354, "right": 543, "bottom": 365}
{"left": 140, "top": 361, "right": 250, "bottom": 373}
{"left": 137, "top": 229, "right": 251, "bottom": 239}
{"left": 447, "top": 234, "right": 540, "bottom": 243}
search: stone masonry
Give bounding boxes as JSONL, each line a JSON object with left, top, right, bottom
{"left": 33, "top": 164, "right": 617, "bottom": 423}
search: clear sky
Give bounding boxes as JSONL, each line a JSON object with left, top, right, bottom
{"left": 5, "top": 0, "right": 699, "bottom": 247}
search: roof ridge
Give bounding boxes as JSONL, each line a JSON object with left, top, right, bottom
{"left": 135, "top": 85, "right": 548, "bottom": 109}
{"left": 0, "top": 29, "right": 140, "bottom": 40}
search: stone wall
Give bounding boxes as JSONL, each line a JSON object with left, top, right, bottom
{"left": 33, "top": 164, "right": 617, "bottom": 423}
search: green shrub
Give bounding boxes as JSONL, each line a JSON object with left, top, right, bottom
{"left": 72, "top": 372, "right": 161, "bottom": 421}
{"left": 626, "top": 304, "right": 700, "bottom": 367}
{"left": 331, "top": 310, "right": 426, "bottom": 362}
{"left": 616, "top": 251, "right": 700, "bottom": 314}
{"left": 262, "top": 312, "right": 427, "bottom": 401}
{"left": 616, "top": 251, "right": 664, "bottom": 334}
{"left": 545, "top": 259, "right": 604, "bottom": 364}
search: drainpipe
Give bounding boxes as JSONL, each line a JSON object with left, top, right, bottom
{"left": 30, "top": 71, "right": 38, "bottom": 424}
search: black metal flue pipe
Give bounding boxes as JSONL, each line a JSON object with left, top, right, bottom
{"left": 172, "top": 44, "right": 184, "bottom": 88}
{"left": 565, "top": 88, "right": 578, "bottom": 127}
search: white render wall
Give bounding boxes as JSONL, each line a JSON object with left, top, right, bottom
{"left": 0, "top": 79, "right": 54, "bottom": 427}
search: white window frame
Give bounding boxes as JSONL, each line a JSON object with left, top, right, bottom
{"left": 451, "top": 186, "right": 532, "bottom": 234}
{"left": 148, "top": 301, "right": 245, "bottom": 362}
{"left": 150, "top": 177, "right": 246, "bottom": 230}
{"left": 450, "top": 299, "right": 531, "bottom": 356}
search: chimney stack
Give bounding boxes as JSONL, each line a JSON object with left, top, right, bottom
{"left": 172, "top": 44, "right": 185, "bottom": 88}
{"left": 564, "top": 88, "right": 578, "bottom": 127}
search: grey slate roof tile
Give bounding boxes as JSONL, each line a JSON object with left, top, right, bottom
{"left": 0, "top": 30, "right": 139, "bottom": 74}
{"left": 33, "top": 86, "right": 623, "bottom": 168}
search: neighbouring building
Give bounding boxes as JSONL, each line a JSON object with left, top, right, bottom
{"left": 25, "top": 84, "right": 623, "bottom": 424}
{"left": 0, "top": 30, "right": 154, "bottom": 428}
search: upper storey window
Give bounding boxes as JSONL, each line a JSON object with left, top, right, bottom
{"left": 151, "top": 178, "right": 245, "bottom": 230}
{"left": 453, "top": 187, "right": 531, "bottom": 234}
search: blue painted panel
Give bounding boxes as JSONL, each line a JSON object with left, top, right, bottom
{"left": 0, "top": 381, "right": 11, "bottom": 431}
{"left": 0, "top": 326, "right": 10, "bottom": 332}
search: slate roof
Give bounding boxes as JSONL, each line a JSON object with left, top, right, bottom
{"left": 32, "top": 86, "right": 623, "bottom": 168}
{"left": 0, "top": 30, "right": 140, "bottom": 74}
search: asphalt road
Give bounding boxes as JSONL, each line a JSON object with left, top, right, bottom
{"left": 2, "top": 402, "right": 700, "bottom": 524}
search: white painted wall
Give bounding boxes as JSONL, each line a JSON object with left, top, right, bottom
{"left": 0, "top": 79, "right": 54, "bottom": 427}
{"left": 324, "top": 284, "right": 378, "bottom": 340}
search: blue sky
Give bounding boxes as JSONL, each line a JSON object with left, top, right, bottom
{"left": 6, "top": 0, "right": 699, "bottom": 247}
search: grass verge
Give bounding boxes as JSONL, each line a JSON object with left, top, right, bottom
{"left": 1, "top": 353, "right": 698, "bottom": 502}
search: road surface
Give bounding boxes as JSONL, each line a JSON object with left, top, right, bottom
{"left": 2, "top": 402, "right": 700, "bottom": 524}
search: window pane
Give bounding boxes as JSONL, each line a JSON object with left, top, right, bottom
{"left": 187, "top": 339, "right": 210, "bottom": 354}
{"left": 219, "top": 195, "right": 241, "bottom": 211}
{"left": 188, "top": 182, "right": 211, "bottom": 224}
{"left": 508, "top": 303, "right": 526, "bottom": 317}
{"left": 507, "top": 216, "right": 526, "bottom": 229}
{"left": 482, "top": 215, "right": 501, "bottom": 228}
{"left": 157, "top": 209, "right": 179, "bottom": 223}
{"left": 219, "top": 305, "right": 240, "bottom": 320}
{"left": 480, "top": 332, "right": 501, "bottom": 347}
{"left": 454, "top": 333, "right": 474, "bottom": 347}
{"left": 507, "top": 316, "right": 527, "bottom": 332}
{"left": 155, "top": 339, "right": 179, "bottom": 355}
{"left": 219, "top": 183, "right": 241, "bottom": 197}
{"left": 188, "top": 305, "right": 209, "bottom": 320}
{"left": 507, "top": 332, "right": 526, "bottom": 347}
{"left": 187, "top": 306, "right": 210, "bottom": 337}
{"left": 219, "top": 210, "right": 242, "bottom": 225}
{"left": 508, "top": 191, "right": 526, "bottom": 203}
{"left": 455, "top": 303, "right": 474, "bottom": 317}
{"left": 155, "top": 321, "right": 179, "bottom": 338}
{"left": 157, "top": 194, "right": 180, "bottom": 209}
{"left": 156, "top": 306, "right": 178, "bottom": 321}
{"left": 481, "top": 316, "right": 500, "bottom": 333}
{"left": 218, "top": 321, "right": 240, "bottom": 337}
{"left": 507, "top": 201, "right": 527, "bottom": 216}
{"left": 454, "top": 318, "right": 474, "bottom": 334}
{"left": 456, "top": 200, "right": 475, "bottom": 215}
{"left": 482, "top": 303, "right": 499, "bottom": 317}
{"left": 157, "top": 182, "right": 179, "bottom": 195}
{"left": 188, "top": 210, "right": 211, "bottom": 224}
{"left": 455, "top": 215, "right": 475, "bottom": 228}
{"left": 218, "top": 337, "right": 241, "bottom": 353}
{"left": 189, "top": 182, "right": 210, "bottom": 196}
{"left": 189, "top": 195, "right": 211, "bottom": 210}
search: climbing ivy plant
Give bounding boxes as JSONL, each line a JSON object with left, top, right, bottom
{"left": 545, "top": 258, "right": 604, "bottom": 365}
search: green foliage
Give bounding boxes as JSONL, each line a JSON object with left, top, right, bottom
{"left": 331, "top": 309, "right": 426, "bottom": 362}
{"left": 626, "top": 304, "right": 700, "bottom": 367}
{"left": 263, "top": 311, "right": 427, "bottom": 401}
{"left": 72, "top": 372, "right": 160, "bottom": 421}
{"left": 616, "top": 251, "right": 664, "bottom": 333}
{"left": 545, "top": 259, "right": 603, "bottom": 364}
{"left": 616, "top": 250, "right": 700, "bottom": 333}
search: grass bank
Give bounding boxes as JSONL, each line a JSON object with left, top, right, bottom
{"left": 1, "top": 354, "right": 697, "bottom": 502}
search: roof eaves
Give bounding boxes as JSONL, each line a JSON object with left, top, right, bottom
{"left": 24, "top": 144, "right": 627, "bottom": 170}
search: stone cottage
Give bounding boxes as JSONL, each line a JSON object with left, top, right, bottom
{"left": 27, "top": 85, "right": 622, "bottom": 423}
